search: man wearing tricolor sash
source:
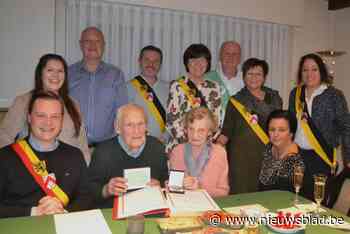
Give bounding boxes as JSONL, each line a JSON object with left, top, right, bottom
{"left": 0, "top": 91, "right": 92, "bottom": 218}
{"left": 127, "top": 46, "right": 169, "bottom": 142}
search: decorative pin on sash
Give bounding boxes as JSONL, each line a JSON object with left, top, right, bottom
{"left": 146, "top": 92, "right": 154, "bottom": 102}
{"left": 250, "top": 114, "right": 258, "bottom": 125}
{"left": 44, "top": 173, "right": 56, "bottom": 190}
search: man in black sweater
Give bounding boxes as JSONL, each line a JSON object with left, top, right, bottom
{"left": 0, "top": 91, "right": 92, "bottom": 218}
{"left": 88, "top": 103, "right": 168, "bottom": 208}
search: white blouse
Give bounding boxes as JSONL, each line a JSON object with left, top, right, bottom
{"left": 294, "top": 84, "right": 328, "bottom": 150}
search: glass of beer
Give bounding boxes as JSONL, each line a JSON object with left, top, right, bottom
{"left": 293, "top": 165, "right": 304, "bottom": 205}
{"left": 313, "top": 174, "right": 327, "bottom": 215}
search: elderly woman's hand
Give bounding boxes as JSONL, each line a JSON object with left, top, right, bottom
{"left": 183, "top": 176, "right": 200, "bottom": 190}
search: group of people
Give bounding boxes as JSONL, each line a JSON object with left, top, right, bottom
{"left": 0, "top": 26, "right": 349, "bottom": 218}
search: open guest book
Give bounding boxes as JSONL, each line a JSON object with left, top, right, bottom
{"left": 112, "top": 187, "right": 169, "bottom": 219}
{"left": 167, "top": 189, "right": 221, "bottom": 216}
{"left": 112, "top": 187, "right": 220, "bottom": 219}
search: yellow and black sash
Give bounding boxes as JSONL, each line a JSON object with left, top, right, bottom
{"left": 230, "top": 97, "right": 269, "bottom": 145}
{"left": 177, "top": 76, "right": 208, "bottom": 108}
{"left": 295, "top": 86, "right": 336, "bottom": 171}
{"left": 131, "top": 76, "right": 166, "bottom": 132}
{"left": 11, "top": 140, "right": 69, "bottom": 206}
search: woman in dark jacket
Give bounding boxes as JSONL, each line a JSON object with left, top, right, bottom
{"left": 217, "top": 58, "right": 282, "bottom": 194}
{"left": 288, "top": 53, "right": 350, "bottom": 200}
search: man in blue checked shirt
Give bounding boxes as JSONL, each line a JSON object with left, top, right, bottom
{"left": 68, "top": 27, "right": 128, "bottom": 146}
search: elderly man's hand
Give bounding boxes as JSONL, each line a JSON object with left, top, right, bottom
{"left": 147, "top": 178, "right": 161, "bottom": 187}
{"left": 183, "top": 176, "right": 199, "bottom": 190}
{"left": 103, "top": 177, "right": 128, "bottom": 198}
{"left": 35, "top": 196, "right": 65, "bottom": 216}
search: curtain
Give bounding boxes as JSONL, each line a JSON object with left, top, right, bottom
{"left": 64, "top": 0, "right": 292, "bottom": 99}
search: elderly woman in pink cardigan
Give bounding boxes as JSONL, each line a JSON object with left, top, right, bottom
{"left": 169, "top": 107, "right": 229, "bottom": 197}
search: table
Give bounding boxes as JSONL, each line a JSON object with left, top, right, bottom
{"left": 0, "top": 190, "right": 349, "bottom": 233}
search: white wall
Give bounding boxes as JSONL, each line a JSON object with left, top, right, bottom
{"left": 333, "top": 8, "right": 350, "bottom": 103}
{"left": 0, "top": 0, "right": 55, "bottom": 108}
{"left": 291, "top": 0, "right": 350, "bottom": 104}
{"left": 290, "top": 0, "right": 329, "bottom": 95}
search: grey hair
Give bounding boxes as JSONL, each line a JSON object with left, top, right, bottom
{"left": 219, "top": 41, "right": 241, "bottom": 57}
{"left": 80, "top": 26, "right": 105, "bottom": 43}
{"left": 114, "top": 103, "right": 148, "bottom": 133}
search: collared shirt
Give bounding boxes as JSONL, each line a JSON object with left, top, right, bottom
{"left": 217, "top": 62, "right": 244, "bottom": 97}
{"left": 28, "top": 134, "right": 59, "bottom": 152}
{"left": 68, "top": 60, "right": 128, "bottom": 144}
{"left": 205, "top": 63, "right": 244, "bottom": 124}
{"left": 295, "top": 84, "right": 328, "bottom": 149}
{"left": 127, "top": 75, "right": 169, "bottom": 140}
{"left": 117, "top": 135, "right": 145, "bottom": 158}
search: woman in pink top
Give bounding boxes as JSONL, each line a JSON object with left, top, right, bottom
{"left": 169, "top": 107, "right": 229, "bottom": 197}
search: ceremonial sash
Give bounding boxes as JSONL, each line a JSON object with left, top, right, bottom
{"left": 131, "top": 76, "right": 166, "bottom": 132}
{"left": 295, "top": 86, "right": 336, "bottom": 171}
{"left": 11, "top": 140, "right": 69, "bottom": 206}
{"left": 230, "top": 98, "right": 269, "bottom": 145}
{"left": 177, "top": 77, "right": 208, "bottom": 108}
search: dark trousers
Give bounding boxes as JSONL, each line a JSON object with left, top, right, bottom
{"left": 300, "top": 150, "right": 332, "bottom": 203}
{"left": 327, "top": 167, "right": 350, "bottom": 208}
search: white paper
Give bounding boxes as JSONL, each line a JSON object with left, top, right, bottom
{"left": 224, "top": 204, "right": 269, "bottom": 216}
{"left": 54, "top": 209, "right": 112, "bottom": 234}
{"left": 168, "top": 170, "right": 184, "bottom": 188}
{"left": 277, "top": 203, "right": 326, "bottom": 214}
{"left": 116, "top": 187, "right": 168, "bottom": 219}
{"left": 124, "top": 167, "right": 151, "bottom": 190}
{"left": 166, "top": 189, "right": 220, "bottom": 216}
{"left": 295, "top": 203, "right": 326, "bottom": 213}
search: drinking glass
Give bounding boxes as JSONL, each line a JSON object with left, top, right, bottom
{"left": 127, "top": 215, "right": 145, "bottom": 234}
{"left": 293, "top": 165, "right": 304, "bottom": 205}
{"left": 313, "top": 174, "right": 327, "bottom": 215}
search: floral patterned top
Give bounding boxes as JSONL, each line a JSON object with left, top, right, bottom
{"left": 166, "top": 76, "right": 222, "bottom": 152}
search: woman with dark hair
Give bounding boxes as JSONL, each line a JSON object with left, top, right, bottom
{"left": 0, "top": 54, "right": 90, "bottom": 164}
{"left": 217, "top": 57, "right": 282, "bottom": 194}
{"left": 166, "top": 44, "right": 221, "bottom": 153}
{"left": 288, "top": 53, "right": 350, "bottom": 199}
{"left": 259, "top": 110, "right": 305, "bottom": 192}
